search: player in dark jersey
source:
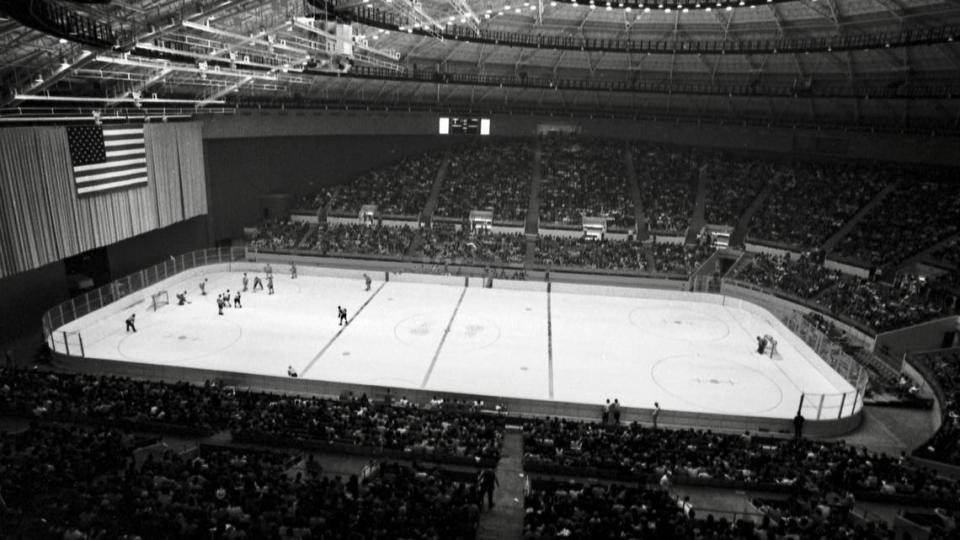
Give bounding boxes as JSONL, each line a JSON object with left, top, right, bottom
{"left": 217, "top": 297, "right": 224, "bottom": 316}
{"left": 363, "top": 273, "right": 372, "bottom": 291}
{"left": 234, "top": 291, "right": 242, "bottom": 308}
{"left": 253, "top": 276, "right": 263, "bottom": 292}
{"left": 125, "top": 314, "right": 137, "bottom": 332}
{"left": 338, "top": 306, "right": 348, "bottom": 326}
{"left": 267, "top": 275, "right": 274, "bottom": 295}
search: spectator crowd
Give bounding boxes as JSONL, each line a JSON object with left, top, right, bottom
{"left": 0, "top": 423, "right": 480, "bottom": 540}
{"left": 418, "top": 224, "right": 526, "bottom": 265}
{"left": 435, "top": 140, "right": 533, "bottom": 222}
{"left": 633, "top": 143, "right": 696, "bottom": 233}
{"left": 329, "top": 150, "right": 446, "bottom": 216}
{"left": 535, "top": 236, "right": 647, "bottom": 271}
{"left": 540, "top": 138, "right": 634, "bottom": 228}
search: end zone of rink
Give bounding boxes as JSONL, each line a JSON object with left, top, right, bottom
{"left": 49, "top": 259, "right": 865, "bottom": 438}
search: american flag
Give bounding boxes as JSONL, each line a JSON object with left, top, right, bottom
{"left": 67, "top": 125, "right": 148, "bottom": 196}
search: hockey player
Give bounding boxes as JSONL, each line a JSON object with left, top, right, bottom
{"left": 217, "top": 297, "right": 224, "bottom": 316}
{"left": 234, "top": 291, "right": 242, "bottom": 308}
{"left": 199, "top": 278, "right": 208, "bottom": 296}
{"left": 253, "top": 276, "right": 263, "bottom": 292}
{"left": 264, "top": 263, "right": 273, "bottom": 277}
{"left": 290, "top": 261, "right": 297, "bottom": 279}
{"left": 267, "top": 274, "right": 274, "bottom": 295}
{"left": 338, "top": 306, "right": 348, "bottom": 326}
{"left": 224, "top": 290, "right": 232, "bottom": 308}
{"left": 363, "top": 273, "right": 372, "bottom": 291}
{"left": 242, "top": 273, "right": 249, "bottom": 292}
{"left": 176, "top": 291, "right": 188, "bottom": 306}
{"left": 124, "top": 314, "right": 137, "bottom": 332}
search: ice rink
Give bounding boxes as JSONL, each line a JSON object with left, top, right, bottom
{"left": 55, "top": 269, "right": 854, "bottom": 419}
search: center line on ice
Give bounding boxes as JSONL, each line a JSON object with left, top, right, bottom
{"left": 300, "top": 282, "right": 386, "bottom": 377}
{"left": 547, "top": 284, "right": 554, "bottom": 399}
{"left": 420, "top": 286, "right": 468, "bottom": 389}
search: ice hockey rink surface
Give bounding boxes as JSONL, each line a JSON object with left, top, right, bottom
{"left": 56, "top": 269, "right": 854, "bottom": 420}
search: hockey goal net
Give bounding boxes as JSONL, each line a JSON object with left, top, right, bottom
{"left": 151, "top": 290, "right": 169, "bottom": 311}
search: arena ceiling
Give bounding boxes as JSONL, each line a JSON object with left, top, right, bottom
{"left": 1, "top": 0, "right": 959, "bottom": 131}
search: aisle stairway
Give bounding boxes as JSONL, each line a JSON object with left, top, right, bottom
{"left": 822, "top": 181, "right": 899, "bottom": 254}
{"left": 686, "top": 158, "right": 709, "bottom": 244}
{"left": 406, "top": 149, "right": 452, "bottom": 256}
{"left": 476, "top": 428, "right": 525, "bottom": 540}
{"left": 419, "top": 147, "right": 452, "bottom": 224}
{"left": 623, "top": 143, "right": 648, "bottom": 241}
{"left": 729, "top": 180, "right": 777, "bottom": 247}
{"left": 525, "top": 140, "right": 543, "bottom": 237}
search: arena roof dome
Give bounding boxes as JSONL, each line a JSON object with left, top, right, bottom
{"left": 1, "top": 0, "right": 959, "bottom": 131}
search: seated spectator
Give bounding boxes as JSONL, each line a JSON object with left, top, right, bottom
{"left": 633, "top": 143, "right": 696, "bottom": 233}
{"left": 732, "top": 252, "right": 841, "bottom": 299}
{"left": 436, "top": 139, "right": 533, "bottom": 222}
{"left": 536, "top": 236, "right": 647, "bottom": 271}
{"left": 313, "top": 222, "right": 416, "bottom": 257}
{"left": 329, "top": 150, "right": 446, "bottom": 215}
{"left": 540, "top": 137, "right": 634, "bottom": 229}
{"left": 835, "top": 171, "right": 960, "bottom": 267}
{"left": 417, "top": 223, "right": 526, "bottom": 265}
{"left": 750, "top": 160, "right": 889, "bottom": 249}
{"left": 652, "top": 239, "right": 715, "bottom": 275}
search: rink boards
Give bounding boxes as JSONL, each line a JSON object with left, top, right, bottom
{"left": 52, "top": 262, "right": 858, "bottom": 429}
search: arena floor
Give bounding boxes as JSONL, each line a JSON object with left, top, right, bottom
{"left": 56, "top": 270, "right": 853, "bottom": 419}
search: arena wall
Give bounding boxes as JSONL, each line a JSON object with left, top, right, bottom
{"left": 200, "top": 109, "right": 960, "bottom": 166}
{"left": 202, "top": 134, "right": 459, "bottom": 241}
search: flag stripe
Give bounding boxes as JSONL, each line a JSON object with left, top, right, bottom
{"left": 77, "top": 177, "right": 150, "bottom": 195}
{"left": 68, "top": 125, "right": 149, "bottom": 197}
{"left": 74, "top": 157, "right": 146, "bottom": 173}
{"left": 104, "top": 137, "right": 145, "bottom": 148}
{"left": 105, "top": 148, "right": 146, "bottom": 158}
{"left": 76, "top": 166, "right": 148, "bottom": 184}
{"left": 103, "top": 128, "right": 143, "bottom": 136}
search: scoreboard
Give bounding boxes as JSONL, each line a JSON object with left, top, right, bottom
{"left": 439, "top": 117, "right": 490, "bottom": 135}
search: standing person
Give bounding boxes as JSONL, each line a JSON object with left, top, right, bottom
{"left": 264, "top": 263, "right": 273, "bottom": 277}
{"left": 224, "top": 290, "right": 232, "bottom": 308}
{"left": 233, "top": 291, "right": 242, "bottom": 308}
{"left": 267, "top": 274, "right": 274, "bottom": 295}
{"left": 290, "top": 261, "right": 297, "bottom": 279}
{"left": 338, "top": 306, "right": 348, "bottom": 326}
{"left": 199, "top": 278, "right": 208, "bottom": 296}
{"left": 756, "top": 336, "right": 767, "bottom": 355}
{"left": 363, "top": 273, "right": 372, "bottom": 291}
{"left": 124, "top": 313, "right": 137, "bottom": 333}
{"left": 242, "top": 273, "right": 249, "bottom": 292}
{"left": 217, "top": 297, "right": 224, "bottom": 316}
{"left": 478, "top": 468, "right": 498, "bottom": 510}
{"left": 611, "top": 399, "right": 622, "bottom": 425}
{"left": 652, "top": 402, "right": 661, "bottom": 430}
{"left": 253, "top": 275, "right": 263, "bottom": 292}
{"left": 601, "top": 399, "right": 611, "bottom": 425}
{"left": 793, "top": 411, "right": 805, "bottom": 442}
